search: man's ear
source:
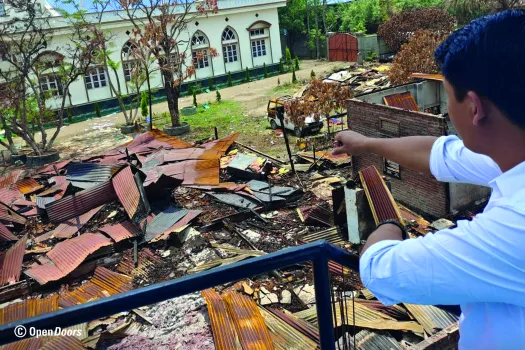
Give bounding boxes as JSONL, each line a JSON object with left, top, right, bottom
{"left": 467, "top": 91, "right": 487, "bottom": 126}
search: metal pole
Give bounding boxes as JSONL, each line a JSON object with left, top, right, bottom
{"left": 313, "top": 144, "right": 316, "bottom": 163}
{"left": 313, "top": 256, "right": 336, "bottom": 350}
{"left": 278, "top": 114, "right": 295, "bottom": 173}
{"left": 214, "top": 126, "right": 218, "bottom": 140}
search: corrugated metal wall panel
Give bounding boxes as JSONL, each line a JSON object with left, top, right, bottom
{"left": 112, "top": 167, "right": 141, "bottom": 220}
{"left": 0, "top": 235, "right": 27, "bottom": 285}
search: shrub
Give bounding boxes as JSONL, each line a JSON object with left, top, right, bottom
{"left": 285, "top": 47, "right": 292, "bottom": 65}
{"left": 365, "top": 51, "right": 378, "bottom": 61}
{"left": 311, "top": 70, "right": 316, "bottom": 78}
{"left": 277, "top": 77, "right": 281, "bottom": 85}
{"left": 263, "top": 63, "right": 268, "bottom": 78}
{"left": 227, "top": 72, "right": 233, "bottom": 87}
{"left": 245, "top": 67, "right": 250, "bottom": 82}
{"left": 140, "top": 92, "right": 148, "bottom": 119}
{"left": 94, "top": 102, "right": 101, "bottom": 118}
{"left": 208, "top": 77, "right": 214, "bottom": 90}
{"left": 216, "top": 90, "right": 222, "bottom": 103}
{"left": 279, "top": 60, "right": 284, "bottom": 74}
{"left": 66, "top": 108, "right": 73, "bottom": 124}
{"left": 292, "top": 66, "right": 297, "bottom": 84}
{"left": 294, "top": 56, "right": 300, "bottom": 70}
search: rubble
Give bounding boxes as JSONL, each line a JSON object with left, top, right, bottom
{"left": 0, "top": 125, "right": 465, "bottom": 349}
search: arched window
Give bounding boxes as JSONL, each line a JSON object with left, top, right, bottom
{"left": 122, "top": 41, "right": 137, "bottom": 82}
{"left": 222, "top": 27, "right": 239, "bottom": 64}
{"left": 35, "top": 51, "right": 64, "bottom": 69}
{"left": 247, "top": 21, "right": 271, "bottom": 58}
{"left": 191, "top": 31, "right": 210, "bottom": 69}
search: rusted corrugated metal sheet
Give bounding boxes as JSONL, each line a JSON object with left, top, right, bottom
{"left": 150, "top": 210, "right": 202, "bottom": 243}
{"left": 46, "top": 181, "right": 116, "bottom": 223}
{"left": 10, "top": 178, "right": 44, "bottom": 195}
{"left": 34, "top": 206, "right": 103, "bottom": 242}
{"left": 112, "top": 166, "right": 142, "bottom": 220}
{"left": 265, "top": 307, "right": 319, "bottom": 344}
{"left": 37, "top": 160, "right": 71, "bottom": 175}
{"left": 117, "top": 248, "right": 162, "bottom": 279}
{"left": 411, "top": 73, "right": 444, "bottom": 81}
{"left": 384, "top": 92, "right": 420, "bottom": 111}
{"left": 144, "top": 159, "right": 220, "bottom": 186}
{"left": 359, "top": 166, "right": 403, "bottom": 225}
{"left": 1, "top": 337, "right": 43, "bottom": 350}
{"left": 59, "top": 266, "right": 132, "bottom": 308}
{"left": 0, "top": 188, "right": 24, "bottom": 205}
{"left": 0, "top": 294, "right": 58, "bottom": 325}
{"left": 404, "top": 304, "right": 459, "bottom": 335}
{"left": 0, "top": 170, "right": 23, "bottom": 189}
{"left": 65, "top": 162, "right": 122, "bottom": 190}
{"left": 0, "top": 222, "right": 18, "bottom": 241}
{"left": 37, "top": 180, "right": 70, "bottom": 199}
{"left": 123, "top": 130, "right": 192, "bottom": 152}
{"left": 99, "top": 221, "right": 139, "bottom": 243}
{"left": 223, "top": 292, "right": 275, "bottom": 350}
{"left": 162, "top": 148, "right": 223, "bottom": 163}
{"left": 202, "top": 133, "right": 239, "bottom": 154}
{"left": 0, "top": 202, "right": 26, "bottom": 225}
{"left": 350, "top": 330, "right": 403, "bottom": 350}
{"left": 40, "top": 336, "right": 85, "bottom": 350}
{"left": 25, "top": 233, "right": 113, "bottom": 285}
{"left": 0, "top": 235, "right": 27, "bottom": 285}
{"left": 202, "top": 289, "right": 240, "bottom": 350}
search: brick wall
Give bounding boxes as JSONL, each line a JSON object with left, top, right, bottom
{"left": 348, "top": 99, "right": 449, "bottom": 218}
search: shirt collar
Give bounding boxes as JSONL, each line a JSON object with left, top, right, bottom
{"left": 489, "top": 160, "right": 525, "bottom": 197}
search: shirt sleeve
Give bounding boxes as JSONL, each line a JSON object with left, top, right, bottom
{"left": 360, "top": 205, "right": 525, "bottom": 307}
{"left": 430, "top": 135, "right": 501, "bottom": 186}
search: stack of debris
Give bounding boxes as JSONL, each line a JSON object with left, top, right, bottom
{"left": 0, "top": 125, "right": 460, "bottom": 349}
{"left": 323, "top": 68, "right": 390, "bottom": 94}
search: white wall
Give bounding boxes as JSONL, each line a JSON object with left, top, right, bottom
{"left": 1, "top": 4, "right": 284, "bottom": 110}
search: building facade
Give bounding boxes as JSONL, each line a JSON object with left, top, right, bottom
{"left": 0, "top": 0, "right": 286, "bottom": 112}
{"left": 348, "top": 77, "right": 491, "bottom": 218}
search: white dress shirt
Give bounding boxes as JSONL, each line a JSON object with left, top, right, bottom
{"left": 360, "top": 135, "right": 525, "bottom": 349}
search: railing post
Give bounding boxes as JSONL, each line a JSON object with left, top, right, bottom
{"left": 313, "top": 254, "right": 335, "bottom": 350}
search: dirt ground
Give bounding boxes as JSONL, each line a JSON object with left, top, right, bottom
{"left": 3, "top": 60, "right": 348, "bottom": 160}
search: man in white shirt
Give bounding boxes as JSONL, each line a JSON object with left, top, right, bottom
{"left": 333, "top": 10, "right": 525, "bottom": 349}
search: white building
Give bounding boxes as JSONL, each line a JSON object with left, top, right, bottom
{"left": 0, "top": 0, "right": 286, "bottom": 113}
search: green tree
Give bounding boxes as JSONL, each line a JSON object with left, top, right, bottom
{"left": 292, "top": 66, "right": 298, "bottom": 84}
{"left": 279, "top": 60, "right": 285, "bottom": 73}
{"left": 245, "top": 67, "right": 251, "bottom": 82}
{"left": 294, "top": 56, "right": 300, "bottom": 70}
{"left": 285, "top": 47, "right": 292, "bottom": 65}
{"left": 227, "top": 72, "right": 233, "bottom": 87}
{"left": 216, "top": 90, "right": 222, "bottom": 103}
{"left": 193, "top": 91, "right": 198, "bottom": 108}
{"left": 263, "top": 63, "right": 268, "bottom": 78}
{"left": 141, "top": 92, "right": 149, "bottom": 119}
{"left": 208, "top": 77, "right": 214, "bottom": 90}
{"left": 278, "top": 0, "right": 306, "bottom": 54}
{"left": 94, "top": 103, "right": 102, "bottom": 118}
{"left": 340, "top": 0, "right": 381, "bottom": 33}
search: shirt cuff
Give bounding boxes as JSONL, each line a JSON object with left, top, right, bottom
{"left": 359, "top": 240, "right": 403, "bottom": 305}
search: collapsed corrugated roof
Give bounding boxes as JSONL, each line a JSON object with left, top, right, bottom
{"left": 0, "top": 294, "right": 58, "bottom": 325}
{"left": 149, "top": 210, "right": 201, "bottom": 243}
{"left": 25, "top": 233, "right": 113, "bottom": 284}
{"left": 46, "top": 181, "right": 116, "bottom": 223}
{"left": 0, "top": 170, "right": 23, "bottom": 189}
{"left": 58, "top": 266, "right": 132, "bottom": 308}
{"left": 0, "top": 188, "right": 24, "bottom": 206}
{"left": 201, "top": 289, "right": 240, "bottom": 350}
{"left": 37, "top": 160, "right": 71, "bottom": 175}
{"left": 143, "top": 159, "right": 220, "bottom": 186}
{"left": 65, "top": 162, "right": 122, "bottom": 190}
{"left": 350, "top": 330, "right": 403, "bottom": 350}
{"left": 201, "top": 133, "right": 239, "bottom": 154}
{"left": 0, "top": 202, "right": 26, "bottom": 225}
{"left": 0, "top": 235, "right": 27, "bottom": 285}
{"left": 99, "top": 221, "right": 139, "bottom": 243}
{"left": 112, "top": 166, "right": 143, "bottom": 221}
{"left": 35, "top": 206, "right": 103, "bottom": 242}
{"left": 404, "top": 304, "right": 459, "bottom": 335}
{"left": 0, "top": 222, "right": 18, "bottom": 241}
{"left": 10, "top": 178, "right": 44, "bottom": 195}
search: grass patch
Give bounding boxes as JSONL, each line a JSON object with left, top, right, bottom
{"left": 266, "top": 82, "right": 303, "bottom": 96}
{"left": 156, "top": 100, "right": 268, "bottom": 141}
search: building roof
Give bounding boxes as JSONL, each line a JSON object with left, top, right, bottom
{"left": 411, "top": 73, "right": 444, "bottom": 82}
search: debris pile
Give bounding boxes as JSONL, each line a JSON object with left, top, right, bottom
{"left": 323, "top": 68, "right": 390, "bottom": 94}
{"left": 0, "top": 129, "right": 460, "bottom": 349}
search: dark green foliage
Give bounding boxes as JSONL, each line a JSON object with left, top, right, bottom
{"left": 263, "top": 63, "right": 268, "bottom": 78}
{"left": 279, "top": 60, "right": 284, "bottom": 74}
{"left": 311, "top": 70, "right": 316, "bottom": 78}
{"left": 188, "top": 83, "right": 194, "bottom": 95}
{"left": 193, "top": 91, "right": 197, "bottom": 107}
{"left": 141, "top": 92, "right": 148, "bottom": 118}
{"left": 216, "top": 90, "right": 222, "bottom": 103}
{"left": 292, "top": 66, "right": 297, "bottom": 84}
{"left": 294, "top": 56, "right": 300, "bottom": 70}
{"left": 66, "top": 108, "right": 73, "bottom": 124}
{"left": 94, "top": 102, "right": 101, "bottom": 118}
{"left": 208, "top": 77, "right": 214, "bottom": 90}
{"left": 285, "top": 47, "right": 292, "bottom": 65}
{"left": 227, "top": 72, "right": 233, "bottom": 87}
{"left": 245, "top": 67, "right": 250, "bottom": 82}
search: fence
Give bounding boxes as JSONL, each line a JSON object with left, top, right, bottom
{"left": 0, "top": 240, "right": 359, "bottom": 349}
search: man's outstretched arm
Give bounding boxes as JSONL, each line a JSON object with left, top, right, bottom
{"left": 333, "top": 131, "right": 437, "bottom": 174}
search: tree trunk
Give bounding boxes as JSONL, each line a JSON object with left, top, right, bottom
{"left": 46, "top": 86, "right": 69, "bottom": 152}
{"left": 0, "top": 116, "right": 15, "bottom": 154}
{"left": 322, "top": 0, "right": 327, "bottom": 33}
{"left": 146, "top": 69, "right": 152, "bottom": 128}
{"left": 107, "top": 66, "right": 131, "bottom": 124}
{"left": 306, "top": 0, "right": 311, "bottom": 58}
{"left": 314, "top": 0, "right": 320, "bottom": 59}
{"left": 163, "top": 70, "right": 180, "bottom": 127}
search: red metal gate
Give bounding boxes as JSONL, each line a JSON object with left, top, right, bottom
{"left": 328, "top": 33, "right": 358, "bottom": 62}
